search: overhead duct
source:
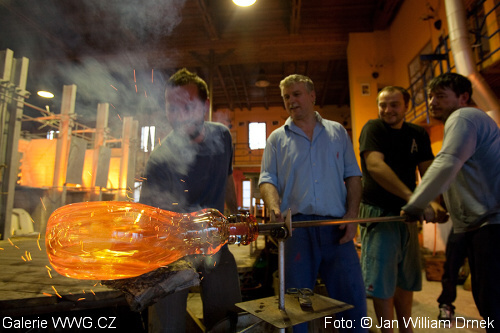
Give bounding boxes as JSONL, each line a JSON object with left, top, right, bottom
{"left": 445, "top": 0, "right": 500, "bottom": 126}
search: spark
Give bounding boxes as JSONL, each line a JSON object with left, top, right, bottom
{"left": 47, "top": 269, "right": 52, "bottom": 278}
{"left": 144, "top": 90, "right": 148, "bottom": 98}
{"left": 135, "top": 84, "right": 138, "bottom": 93}
{"left": 0, "top": 248, "right": 3, "bottom": 251}
{"left": 172, "top": 203, "right": 178, "bottom": 206}
{"left": 8, "top": 238, "right": 19, "bottom": 249}
{"left": 21, "top": 256, "right": 26, "bottom": 261}
{"left": 90, "top": 290, "right": 96, "bottom": 295}
{"left": 37, "top": 233, "right": 41, "bottom": 251}
{"left": 77, "top": 298, "right": 86, "bottom": 301}
{"left": 133, "top": 69, "right": 136, "bottom": 83}
{"left": 152, "top": 69, "right": 154, "bottom": 83}
{"left": 31, "top": 217, "right": 35, "bottom": 224}
{"left": 52, "top": 286, "right": 62, "bottom": 298}
{"left": 110, "top": 85, "right": 118, "bottom": 91}
{"left": 117, "top": 114, "right": 122, "bottom": 121}
{"left": 43, "top": 292, "right": 53, "bottom": 297}
{"left": 40, "top": 197, "right": 46, "bottom": 211}
{"left": 45, "top": 265, "right": 52, "bottom": 271}
{"left": 111, "top": 103, "right": 116, "bottom": 109}
{"left": 158, "top": 138, "right": 161, "bottom": 146}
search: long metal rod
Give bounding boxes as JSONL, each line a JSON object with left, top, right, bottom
{"left": 258, "top": 215, "right": 405, "bottom": 232}
{"left": 278, "top": 239, "right": 285, "bottom": 311}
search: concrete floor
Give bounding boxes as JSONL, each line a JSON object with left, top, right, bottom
{"left": 366, "top": 275, "right": 484, "bottom": 333}
{"left": 186, "top": 238, "right": 486, "bottom": 332}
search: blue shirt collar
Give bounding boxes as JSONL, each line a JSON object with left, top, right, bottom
{"left": 284, "top": 111, "right": 324, "bottom": 141}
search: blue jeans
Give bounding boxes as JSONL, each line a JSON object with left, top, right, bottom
{"left": 285, "top": 214, "right": 368, "bottom": 333}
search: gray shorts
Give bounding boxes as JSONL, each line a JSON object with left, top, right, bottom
{"left": 359, "top": 203, "right": 422, "bottom": 299}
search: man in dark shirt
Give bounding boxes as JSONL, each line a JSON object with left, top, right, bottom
{"left": 140, "top": 68, "right": 241, "bottom": 332}
{"left": 358, "top": 86, "right": 437, "bottom": 332}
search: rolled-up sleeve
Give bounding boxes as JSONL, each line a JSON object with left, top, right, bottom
{"left": 259, "top": 134, "right": 278, "bottom": 187}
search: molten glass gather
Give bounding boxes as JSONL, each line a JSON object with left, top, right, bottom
{"left": 46, "top": 201, "right": 258, "bottom": 280}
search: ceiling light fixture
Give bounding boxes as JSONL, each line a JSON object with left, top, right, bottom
{"left": 233, "top": 0, "right": 257, "bottom": 7}
{"left": 255, "top": 69, "right": 270, "bottom": 88}
{"left": 37, "top": 90, "right": 54, "bottom": 98}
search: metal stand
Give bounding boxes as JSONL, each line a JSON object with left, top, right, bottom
{"left": 236, "top": 210, "right": 356, "bottom": 331}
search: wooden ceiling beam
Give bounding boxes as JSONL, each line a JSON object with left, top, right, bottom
{"left": 215, "top": 66, "right": 233, "bottom": 111}
{"left": 238, "top": 65, "right": 252, "bottom": 110}
{"left": 320, "top": 60, "right": 335, "bottom": 108}
{"left": 373, "top": 0, "right": 405, "bottom": 30}
{"left": 227, "top": 65, "right": 243, "bottom": 110}
{"left": 290, "top": 0, "right": 302, "bottom": 35}
{"left": 195, "top": 0, "right": 219, "bottom": 41}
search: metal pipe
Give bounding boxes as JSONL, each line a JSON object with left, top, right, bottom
{"left": 278, "top": 239, "right": 285, "bottom": 311}
{"left": 445, "top": 0, "right": 500, "bottom": 126}
{"left": 257, "top": 215, "right": 405, "bottom": 233}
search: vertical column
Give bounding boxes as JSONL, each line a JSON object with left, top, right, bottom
{"left": 0, "top": 50, "right": 29, "bottom": 239}
{"left": 127, "top": 119, "right": 139, "bottom": 199}
{"left": 52, "top": 85, "right": 77, "bottom": 204}
{"left": 91, "top": 103, "right": 109, "bottom": 187}
{"left": 0, "top": 49, "right": 14, "bottom": 238}
{"left": 118, "top": 117, "right": 137, "bottom": 201}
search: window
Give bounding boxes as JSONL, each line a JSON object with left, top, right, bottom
{"left": 141, "top": 126, "right": 156, "bottom": 152}
{"left": 47, "top": 130, "right": 57, "bottom": 140}
{"left": 242, "top": 180, "right": 251, "bottom": 209}
{"left": 248, "top": 122, "right": 266, "bottom": 150}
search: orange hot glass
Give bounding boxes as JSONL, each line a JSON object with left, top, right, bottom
{"left": 46, "top": 201, "right": 258, "bottom": 280}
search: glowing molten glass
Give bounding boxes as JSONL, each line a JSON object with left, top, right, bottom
{"left": 46, "top": 201, "right": 258, "bottom": 280}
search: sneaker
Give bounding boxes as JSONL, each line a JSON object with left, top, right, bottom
{"left": 438, "top": 304, "right": 454, "bottom": 327}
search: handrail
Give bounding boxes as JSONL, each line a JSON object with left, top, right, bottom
{"left": 405, "top": 0, "right": 500, "bottom": 124}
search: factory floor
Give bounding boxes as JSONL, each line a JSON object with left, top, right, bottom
{"left": 185, "top": 237, "right": 485, "bottom": 332}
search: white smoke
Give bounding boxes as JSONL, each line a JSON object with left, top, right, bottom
{"left": 17, "top": 0, "right": 187, "bottom": 137}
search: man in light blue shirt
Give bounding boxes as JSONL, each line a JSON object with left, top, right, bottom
{"left": 259, "top": 74, "right": 367, "bottom": 333}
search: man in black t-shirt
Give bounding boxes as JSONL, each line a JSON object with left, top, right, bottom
{"left": 358, "top": 86, "right": 440, "bottom": 332}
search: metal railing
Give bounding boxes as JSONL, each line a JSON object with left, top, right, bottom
{"left": 405, "top": 0, "right": 500, "bottom": 124}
